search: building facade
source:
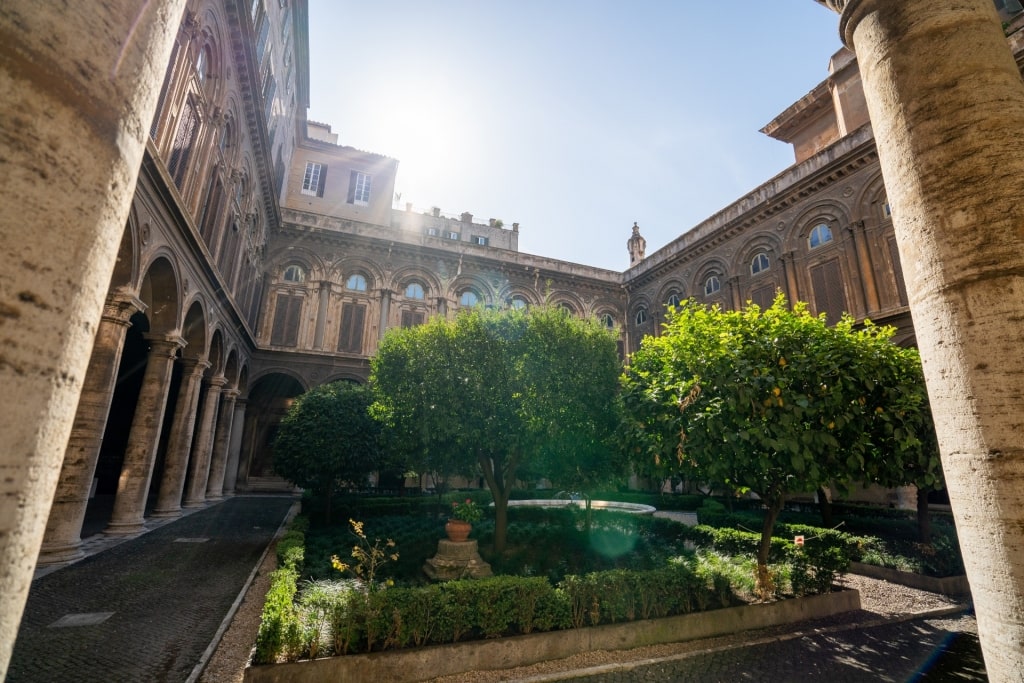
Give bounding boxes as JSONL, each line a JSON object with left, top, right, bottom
{"left": 30, "top": 1, "right": 1024, "bottom": 568}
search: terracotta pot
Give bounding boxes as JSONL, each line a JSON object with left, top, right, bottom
{"left": 445, "top": 519, "right": 471, "bottom": 542}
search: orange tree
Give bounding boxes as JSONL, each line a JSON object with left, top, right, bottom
{"left": 620, "top": 295, "right": 940, "bottom": 594}
{"left": 272, "top": 382, "right": 385, "bottom": 523}
{"left": 370, "top": 305, "right": 622, "bottom": 553}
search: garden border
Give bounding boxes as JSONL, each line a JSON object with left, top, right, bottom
{"left": 849, "top": 562, "right": 970, "bottom": 596}
{"left": 243, "top": 589, "right": 860, "bottom": 683}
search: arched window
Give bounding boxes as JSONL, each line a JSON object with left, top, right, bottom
{"left": 751, "top": 252, "right": 770, "bottom": 275}
{"left": 196, "top": 45, "right": 210, "bottom": 83}
{"left": 346, "top": 274, "right": 367, "bottom": 291}
{"left": 459, "top": 290, "right": 479, "bottom": 307}
{"left": 283, "top": 265, "right": 305, "bottom": 282}
{"left": 666, "top": 292, "right": 681, "bottom": 308}
{"left": 635, "top": 308, "right": 648, "bottom": 325}
{"left": 601, "top": 313, "right": 616, "bottom": 329}
{"left": 704, "top": 275, "right": 721, "bottom": 296}
{"left": 809, "top": 224, "right": 834, "bottom": 249}
{"left": 509, "top": 296, "right": 528, "bottom": 310}
{"left": 404, "top": 282, "right": 425, "bottom": 299}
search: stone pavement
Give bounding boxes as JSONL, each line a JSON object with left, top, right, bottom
{"left": 6, "top": 495, "right": 295, "bottom": 683}
{"left": 512, "top": 611, "right": 984, "bottom": 683}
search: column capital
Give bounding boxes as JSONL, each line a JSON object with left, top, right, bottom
{"left": 143, "top": 333, "right": 186, "bottom": 358}
{"left": 178, "top": 356, "right": 212, "bottom": 375}
{"left": 206, "top": 375, "right": 229, "bottom": 389}
{"left": 101, "top": 291, "right": 146, "bottom": 325}
{"left": 222, "top": 388, "right": 241, "bottom": 401}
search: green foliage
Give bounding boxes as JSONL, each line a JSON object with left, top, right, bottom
{"left": 371, "top": 304, "right": 623, "bottom": 551}
{"left": 449, "top": 498, "right": 484, "bottom": 522}
{"left": 252, "top": 566, "right": 300, "bottom": 664}
{"left": 620, "top": 295, "right": 941, "bottom": 590}
{"left": 273, "top": 383, "right": 386, "bottom": 521}
{"left": 330, "top": 519, "right": 399, "bottom": 591}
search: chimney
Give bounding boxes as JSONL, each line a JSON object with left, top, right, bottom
{"left": 431, "top": 206, "right": 441, "bottom": 217}
{"left": 461, "top": 212, "right": 473, "bottom": 224}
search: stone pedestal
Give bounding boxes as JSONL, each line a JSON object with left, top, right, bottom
{"left": 423, "top": 540, "right": 492, "bottom": 581}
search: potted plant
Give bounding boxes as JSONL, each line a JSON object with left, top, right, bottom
{"left": 446, "top": 498, "right": 483, "bottom": 542}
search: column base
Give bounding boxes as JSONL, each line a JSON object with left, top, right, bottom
{"left": 149, "top": 507, "right": 182, "bottom": 519}
{"left": 103, "top": 520, "right": 146, "bottom": 536}
{"left": 204, "top": 494, "right": 224, "bottom": 502}
{"left": 36, "top": 541, "right": 85, "bottom": 566}
{"left": 181, "top": 499, "right": 206, "bottom": 509}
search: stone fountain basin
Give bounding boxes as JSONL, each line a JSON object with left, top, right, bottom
{"left": 503, "top": 499, "right": 656, "bottom": 515}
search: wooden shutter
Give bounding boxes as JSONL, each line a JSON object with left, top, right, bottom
{"left": 338, "top": 303, "right": 366, "bottom": 353}
{"left": 887, "top": 236, "right": 909, "bottom": 306}
{"left": 270, "top": 293, "right": 302, "bottom": 347}
{"left": 750, "top": 284, "right": 775, "bottom": 311}
{"left": 400, "top": 310, "right": 425, "bottom": 328}
{"left": 168, "top": 100, "right": 199, "bottom": 187}
{"left": 810, "top": 259, "right": 847, "bottom": 324}
{"left": 347, "top": 170, "right": 357, "bottom": 203}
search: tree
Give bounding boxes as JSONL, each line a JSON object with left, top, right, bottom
{"left": 621, "top": 295, "right": 939, "bottom": 595}
{"left": 272, "top": 382, "right": 383, "bottom": 522}
{"left": 371, "top": 305, "right": 622, "bottom": 552}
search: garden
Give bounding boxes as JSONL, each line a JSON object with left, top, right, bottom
{"left": 251, "top": 491, "right": 963, "bottom": 665}
{"left": 251, "top": 299, "right": 958, "bottom": 669}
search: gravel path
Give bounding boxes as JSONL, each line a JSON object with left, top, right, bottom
{"left": 199, "top": 559, "right": 971, "bottom": 683}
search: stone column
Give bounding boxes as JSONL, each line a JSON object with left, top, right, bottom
{"left": 726, "top": 275, "right": 742, "bottom": 310}
{"left": 378, "top": 288, "right": 391, "bottom": 339}
{"left": 223, "top": 399, "right": 247, "bottom": 495}
{"left": 780, "top": 250, "right": 800, "bottom": 303}
{"left": 105, "top": 335, "right": 184, "bottom": 535}
{"left": 37, "top": 292, "right": 144, "bottom": 564}
{"left": 313, "top": 281, "right": 331, "bottom": 349}
{"left": 150, "top": 357, "right": 210, "bottom": 518}
{"left": 0, "top": 1, "right": 187, "bottom": 672}
{"left": 183, "top": 376, "right": 227, "bottom": 507}
{"left": 205, "top": 388, "right": 239, "bottom": 500}
{"left": 822, "top": 1, "right": 1024, "bottom": 678}
{"left": 846, "top": 221, "right": 880, "bottom": 314}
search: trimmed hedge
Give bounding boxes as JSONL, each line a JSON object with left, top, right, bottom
{"left": 251, "top": 558, "right": 742, "bottom": 663}
{"left": 254, "top": 523, "right": 306, "bottom": 664}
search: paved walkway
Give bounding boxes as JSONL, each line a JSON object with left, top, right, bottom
{"left": 7, "top": 496, "right": 295, "bottom": 683}
{"left": 512, "top": 611, "right": 984, "bottom": 682}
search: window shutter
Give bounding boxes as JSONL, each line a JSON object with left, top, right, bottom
{"left": 400, "top": 310, "right": 425, "bottom": 328}
{"left": 751, "top": 284, "right": 775, "bottom": 310}
{"left": 338, "top": 303, "right": 366, "bottom": 352}
{"left": 347, "top": 170, "right": 357, "bottom": 203}
{"left": 169, "top": 100, "right": 199, "bottom": 187}
{"left": 810, "top": 259, "right": 847, "bottom": 324}
{"left": 317, "top": 165, "right": 327, "bottom": 197}
{"left": 270, "top": 293, "right": 302, "bottom": 347}
{"left": 888, "top": 236, "right": 909, "bottom": 306}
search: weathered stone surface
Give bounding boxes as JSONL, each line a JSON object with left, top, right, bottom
{"left": 423, "top": 539, "right": 493, "bottom": 580}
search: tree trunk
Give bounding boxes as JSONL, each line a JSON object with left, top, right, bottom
{"left": 756, "top": 496, "right": 784, "bottom": 600}
{"left": 493, "top": 489, "right": 509, "bottom": 553}
{"left": 818, "top": 486, "right": 834, "bottom": 528}
{"left": 825, "top": 1, "right": 1024, "bottom": 677}
{"left": 917, "top": 488, "right": 931, "bottom": 545}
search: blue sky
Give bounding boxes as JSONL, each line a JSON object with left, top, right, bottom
{"left": 307, "top": 2, "right": 843, "bottom": 272}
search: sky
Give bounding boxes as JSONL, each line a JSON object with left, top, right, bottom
{"left": 306, "top": 2, "right": 844, "bottom": 272}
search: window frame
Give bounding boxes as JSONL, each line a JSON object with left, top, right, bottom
{"left": 704, "top": 275, "right": 721, "bottom": 296}
{"left": 346, "top": 274, "right": 367, "bottom": 291}
{"left": 750, "top": 252, "right": 770, "bottom": 276}
{"left": 808, "top": 223, "right": 834, "bottom": 249}
{"left": 283, "top": 264, "right": 305, "bottom": 283}
{"left": 301, "top": 161, "right": 325, "bottom": 197}
{"left": 404, "top": 282, "right": 425, "bottom": 299}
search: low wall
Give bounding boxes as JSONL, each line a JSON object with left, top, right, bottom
{"left": 244, "top": 589, "right": 860, "bottom": 683}
{"left": 850, "top": 562, "right": 971, "bottom": 596}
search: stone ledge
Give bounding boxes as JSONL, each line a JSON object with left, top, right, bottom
{"left": 243, "top": 589, "right": 860, "bottom": 683}
{"left": 850, "top": 562, "right": 970, "bottom": 596}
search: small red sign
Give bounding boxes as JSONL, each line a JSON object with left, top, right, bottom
{"left": 794, "top": 535, "right": 805, "bottom": 546}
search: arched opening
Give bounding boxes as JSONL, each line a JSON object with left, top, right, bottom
{"left": 237, "top": 373, "right": 306, "bottom": 490}
{"left": 85, "top": 311, "right": 149, "bottom": 536}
